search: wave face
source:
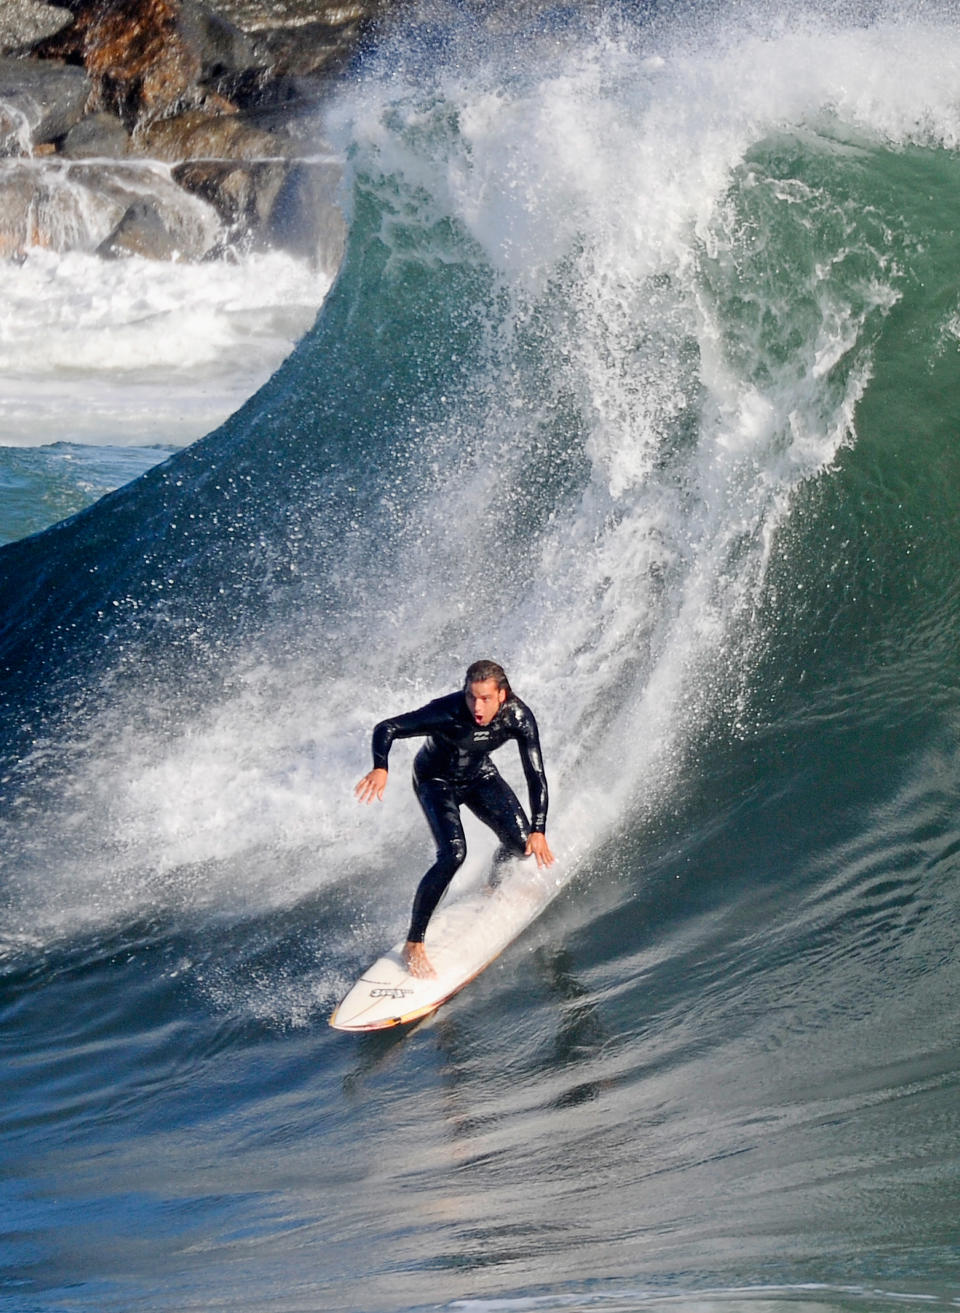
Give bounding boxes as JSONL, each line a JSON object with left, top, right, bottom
{"left": 2, "top": 5, "right": 960, "bottom": 1311}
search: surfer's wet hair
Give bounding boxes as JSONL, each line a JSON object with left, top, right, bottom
{"left": 465, "top": 660, "right": 512, "bottom": 697}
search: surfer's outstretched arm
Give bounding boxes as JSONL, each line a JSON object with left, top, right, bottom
{"left": 355, "top": 701, "right": 450, "bottom": 804}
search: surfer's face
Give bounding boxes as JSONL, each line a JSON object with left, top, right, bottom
{"left": 465, "top": 678, "right": 507, "bottom": 726}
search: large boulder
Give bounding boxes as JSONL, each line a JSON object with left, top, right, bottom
{"left": 137, "top": 107, "right": 288, "bottom": 161}
{"left": 248, "top": 15, "right": 364, "bottom": 80}
{"left": 0, "top": 166, "right": 38, "bottom": 254}
{"left": 0, "top": 2, "right": 72, "bottom": 55}
{"left": 34, "top": 0, "right": 204, "bottom": 126}
{"left": 88, "top": 160, "right": 223, "bottom": 256}
{"left": 59, "top": 108, "right": 132, "bottom": 157}
{"left": 0, "top": 55, "right": 90, "bottom": 154}
{"left": 0, "top": 157, "right": 131, "bottom": 254}
{"left": 0, "top": 155, "right": 222, "bottom": 257}
{"left": 268, "top": 159, "right": 344, "bottom": 264}
{"left": 172, "top": 157, "right": 287, "bottom": 234}
{"left": 97, "top": 196, "right": 192, "bottom": 257}
{"left": 171, "top": 155, "right": 344, "bottom": 265}
{"left": 199, "top": 0, "right": 378, "bottom": 84}
{"left": 178, "top": 0, "right": 261, "bottom": 83}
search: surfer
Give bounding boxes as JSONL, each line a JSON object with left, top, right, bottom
{"left": 355, "top": 660, "right": 555, "bottom": 979}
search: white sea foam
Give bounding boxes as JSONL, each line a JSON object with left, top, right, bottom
{"left": 0, "top": 246, "right": 332, "bottom": 447}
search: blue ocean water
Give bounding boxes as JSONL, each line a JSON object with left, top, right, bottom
{"left": 0, "top": 442, "right": 176, "bottom": 546}
{"left": 2, "top": 3, "right": 960, "bottom": 1312}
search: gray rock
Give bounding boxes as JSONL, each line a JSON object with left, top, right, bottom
{"left": 59, "top": 110, "right": 132, "bottom": 159}
{"left": 97, "top": 199, "right": 184, "bottom": 259}
{"left": 170, "top": 153, "right": 344, "bottom": 267}
{"left": 0, "top": 56, "right": 90, "bottom": 154}
{"left": 0, "top": 156, "right": 223, "bottom": 257}
{"left": 0, "top": 166, "right": 37, "bottom": 256}
{"left": 0, "top": 157, "right": 130, "bottom": 255}
{"left": 268, "top": 159, "right": 344, "bottom": 266}
{"left": 197, "top": 0, "right": 381, "bottom": 100}
{"left": 96, "top": 188, "right": 221, "bottom": 260}
{"left": 0, "top": 2, "right": 72, "bottom": 55}
{"left": 250, "top": 24, "right": 349, "bottom": 80}
{"left": 172, "top": 157, "right": 288, "bottom": 232}
{"left": 179, "top": 1, "right": 263, "bottom": 79}
{"left": 200, "top": 0, "right": 372, "bottom": 37}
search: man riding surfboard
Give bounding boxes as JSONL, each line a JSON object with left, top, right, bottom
{"left": 355, "top": 660, "right": 555, "bottom": 978}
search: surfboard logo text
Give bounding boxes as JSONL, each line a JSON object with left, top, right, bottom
{"left": 370, "top": 987, "right": 415, "bottom": 999}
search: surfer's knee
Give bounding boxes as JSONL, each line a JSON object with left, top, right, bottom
{"left": 437, "top": 833, "right": 467, "bottom": 874}
{"left": 491, "top": 841, "right": 523, "bottom": 869}
{"left": 501, "top": 831, "right": 528, "bottom": 859}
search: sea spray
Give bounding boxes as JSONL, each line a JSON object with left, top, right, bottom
{"left": 3, "top": 6, "right": 960, "bottom": 976}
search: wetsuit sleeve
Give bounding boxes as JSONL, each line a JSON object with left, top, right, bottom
{"left": 515, "top": 705, "right": 549, "bottom": 833}
{"left": 370, "top": 699, "right": 448, "bottom": 771}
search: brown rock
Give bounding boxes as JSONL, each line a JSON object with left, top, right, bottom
{"left": 172, "top": 156, "right": 285, "bottom": 230}
{"left": 138, "top": 107, "right": 288, "bottom": 161}
{"left": 36, "top": 0, "right": 202, "bottom": 126}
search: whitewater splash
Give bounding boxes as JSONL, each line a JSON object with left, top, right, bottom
{"left": 5, "top": 4, "right": 960, "bottom": 1005}
{"left": 0, "top": 246, "right": 334, "bottom": 448}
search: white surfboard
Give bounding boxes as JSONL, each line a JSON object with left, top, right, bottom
{"left": 330, "top": 861, "right": 562, "bottom": 1032}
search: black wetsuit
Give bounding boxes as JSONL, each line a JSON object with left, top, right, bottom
{"left": 371, "top": 691, "right": 549, "bottom": 943}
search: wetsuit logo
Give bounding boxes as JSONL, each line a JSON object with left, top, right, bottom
{"left": 370, "top": 987, "right": 414, "bottom": 999}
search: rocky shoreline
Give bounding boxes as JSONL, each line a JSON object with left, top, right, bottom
{"left": 0, "top": 0, "right": 390, "bottom": 262}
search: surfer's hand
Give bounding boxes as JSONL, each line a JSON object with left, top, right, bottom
{"left": 526, "top": 831, "right": 555, "bottom": 868}
{"left": 355, "top": 768, "right": 388, "bottom": 803}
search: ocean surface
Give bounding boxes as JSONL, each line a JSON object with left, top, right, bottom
{"left": 2, "top": 2, "right": 960, "bottom": 1311}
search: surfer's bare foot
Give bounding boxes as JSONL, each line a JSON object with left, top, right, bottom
{"left": 403, "top": 940, "right": 436, "bottom": 978}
